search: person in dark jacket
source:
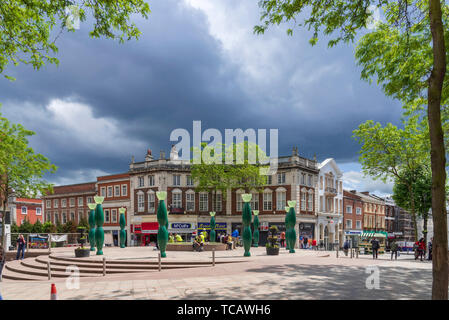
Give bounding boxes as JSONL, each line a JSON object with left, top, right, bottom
{"left": 390, "top": 240, "right": 399, "bottom": 260}
{"left": 371, "top": 238, "right": 380, "bottom": 259}
{"left": 16, "top": 234, "right": 26, "bottom": 260}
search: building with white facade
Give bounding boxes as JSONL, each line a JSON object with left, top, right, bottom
{"left": 315, "top": 158, "right": 344, "bottom": 250}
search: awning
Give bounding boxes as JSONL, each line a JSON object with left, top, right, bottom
{"left": 361, "top": 232, "right": 387, "bottom": 238}
{"left": 141, "top": 222, "right": 159, "bottom": 234}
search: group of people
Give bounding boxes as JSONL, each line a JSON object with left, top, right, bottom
{"left": 168, "top": 233, "right": 183, "bottom": 243}
{"left": 414, "top": 237, "right": 433, "bottom": 261}
{"left": 219, "top": 233, "right": 234, "bottom": 250}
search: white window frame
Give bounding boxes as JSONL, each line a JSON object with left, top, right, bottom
{"left": 46, "top": 200, "right": 51, "bottom": 208}
{"left": 199, "top": 192, "right": 208, "bottom": 212}
{"left": 70, "top": 211, "right": 75, "bottom": 221}
{"left": 277, "top": 172, "right": 286, "bottom": 184}
{"left": 186, "top": 191, "right": 195, "bottom": 212}
{"left": 172, "top": 191, "right": 182, "bottom": 209}
{"left": 61, "top": 199, "right": 67, "bottom": 208}
{"left": 250, "top": 193, "right": 259, "bottom": 211}
{"left": 214, "top": 193, "right": 223, "bottom": 212}
{"left": 346, "top": 219, "right": 352, "bottom": 229}
{"left": 137, "top": 193, "right": 145, "bottom": 212}
{"left": 346, "top": 206, "right": 352, "bottom": 214}
{"left": 356, "top": 207, "right": 362, "bottom": 215}
{"left": 114, "top": 185, "right": 120, "bottom": 197}
{"left": 107, "top": 186, "right": 113, "bottom": 198}
{"left": 101, "top": 187, "right": 106, "bottom": 197}
{"left": 236, "top": 190, "right": 244, "bottom": 212}
{"left": 104, "top": 209, "right": 110, "bottom": 223}
{"left": 122, "top": 184, "right": 128, "bottom": 197}
{"left": 62, "top": 211, "right": 67, "bottom": 224}
{"left": 173, "top": 174, "right": 181, "bottom": 186}
{"left": 36, "top": 207, "right": 42, "bottom": 216}
{"left": 148, "top": 175, "right": 155, "bottom": 186}
{"left": 186, "top": 175, "right": 194, "bottom": 186}
{"left": 148, "top": 191, "right": 155, "bottom": 213}
{"left": 356, "top": 220, "right": 362, "bottom": 229}
{"left": 70, "top": 198, "right": 75, "bottom": 207}
{"left": 111, "top": 209, "right": 117, "bottom": 223}
{"left": 276, "top": 190, "right": 286, "bottom": 211}
{"left": 21, "top": 206, "right": 27, "bottom": 215}
{"left": 138, "top": 176, "right": 145, "bottom": 188}
{"left": 78, "top": 197, "right": 83, "bottom": 206}
{"left": 263, "top": 191, "right": 272, "bottom": 211}
{"left": 54, "top": 199, "right": 59, "bottom": 208}
{"left": 308, "top": 192, "right": 313, "bottom": 211}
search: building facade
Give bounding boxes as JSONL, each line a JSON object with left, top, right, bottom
{"left": 315, "top": 159, "right": 344, "bottom": 249}
{"left": 9, "top": 197, "right": 43, "bottom": 226}
{"left": 128, "top": 146, "right": 319, "bottom": 247}
{"left": 42, "top": 182, "right": 96, "bottom": 225}
{"left": 343, "top": 190, "right": 363, "bottom": 235}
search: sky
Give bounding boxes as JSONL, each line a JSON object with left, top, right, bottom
{"left": 0, "top": 0, "right": 399, "bottom": 196}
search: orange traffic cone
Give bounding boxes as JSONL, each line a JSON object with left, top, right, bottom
{"left": 50, "top": 283, "right": 57, "bottom": 300}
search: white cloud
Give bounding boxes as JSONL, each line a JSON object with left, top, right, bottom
{"left": 343, "top": 170, "right": 393, "bottom": 196}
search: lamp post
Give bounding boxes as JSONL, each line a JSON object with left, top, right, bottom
{"left": 119, "top": 207, "right": 126, "bottom": 248}
{"left": 87, "top": 203, "right": 96, "bottom": 252}
{"left": 286, "top": 201, "right": 297, "bottom": 253}
{"left": 241, "top": 193, "right": 252, "bottom": 257}
{"left": 156, "top": 191, "right": 168, "bottom": 258}
{"left": 253, "top": 210, "right": 259, "bottom": 247}
{"left": 94, "top": 196, "right": 105, "bottom": 255}
{"left": 209, "top": 212, "right": 216, "bottom": 243}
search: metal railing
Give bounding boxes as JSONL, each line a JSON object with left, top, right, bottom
{"left": 9, "top": 233, "right": 82, "bottom": 251}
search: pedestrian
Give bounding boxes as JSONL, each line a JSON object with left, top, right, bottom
{"left": 416, "top": 238, "right": 426, "bottom": 261}
{"left": 175, "top": 234, "right": 183, "bottom": 242}
{"left": 390, "top": 240, "right": 398, "bottom": 260}
{"left": 312, "top": 239, "right": 317, "bottom": 250}
{"left": 226, "top": 234, "right": 233, "bottom": 250}
{"left": 16, "top": 234, "right": 26, "bottom": 260}
{"left": 428, "top": 237, "right": 433, "bottom": 261}
{"left": 280, "top": 231, "right": 286, "bottom": 248}
{"left": 303, "top": 237, "right": 308, "bottom": 249}
{"left": 343, "top": 240, "right": 349, "bottom": 256}
{"left": 370, "top": 237, "right": 380, "bottom": 260}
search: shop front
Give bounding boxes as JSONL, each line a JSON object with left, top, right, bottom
{"left": 168, "top": 222, "right": 196, "bottom": 242}
{"left": 299, "top": 223, "right": 315, "bottom": 247}
{"left": 132, "top": 222, "right": 158, "bottom": 246}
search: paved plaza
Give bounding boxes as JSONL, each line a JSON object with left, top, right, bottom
{"left": 0, "top": 247, "right": 435, "bottom": 300}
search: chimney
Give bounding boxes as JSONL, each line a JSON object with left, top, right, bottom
{"left": 361, "top": 191, "right": 370, "bottom": 195}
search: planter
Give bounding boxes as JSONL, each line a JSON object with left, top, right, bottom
{"left": 266, "top": 246, "right": 280, "bottom": 255}
{"left": 74, "top": 248, "right": 91, "bottom": 258}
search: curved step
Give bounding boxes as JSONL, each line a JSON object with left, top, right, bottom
{"left": 4, "top": 259, "right": 95, "bottom": 278}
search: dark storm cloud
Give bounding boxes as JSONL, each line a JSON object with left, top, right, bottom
{"left": 0, "top": 0, "right": 402, "bottom": 184}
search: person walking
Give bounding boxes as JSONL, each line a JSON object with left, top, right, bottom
{"left": 312, "top": 239, "right": 317, "bottom": 250}
{"left": 370, "top": 237, "right": 380, "bottom": 260}
{"left": 416, "top": 238, "right": 426, "bottom": 261}
{"left": 280, "top": 231, "right": 286, "bottom": 248}
{"left": 16, "top": 234, "right": 26, "bottom": 260}
{"left": 303, "top": 237, "right": 308, "bottom": 249}
{"left": 428, "top": 237, "right": 433, "bottom": 261}
{"left": 343, "top": 240, "right": 349, "bottom": 256}
{"left": 390, "top": 240, "right": 398, "bottom": 260}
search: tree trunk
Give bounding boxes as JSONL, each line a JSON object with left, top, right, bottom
{"left": 423, "top": 212, "right": 428, "bottom": 245}
{"left": 428, "top": 0, "right": 448, "bottom": 300}
{"left": 408, "top": 184, "right": 419, "bottom": 242}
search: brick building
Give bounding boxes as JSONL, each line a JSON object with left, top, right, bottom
{"left": 343, "top": 190, "right": 363, "bottom": 234}
{"left": 43, "top": 182, "right": 96, "bottom": 225}
{"left": 9, "top": 197, "right": 43, "bottom": 226}
{"left": 128, "top": 146, "right": 319, "bottom": 247}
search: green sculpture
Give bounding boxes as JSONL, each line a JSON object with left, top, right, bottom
{"left": 87, "top": 203, "right": 96, "bottom": 251}
{"left": 252, "top": 210, "right": 259, "bottom": 247}
{"left": 94, "top": 196, "right": 105, "bottom": 255}
{"left": 286, "top": 201, "right": 297, "bottom": 253}
{"left": 209, "top": 212, "right": 216, "bottom": 243}
{"left": 241, "top": 193, "right": 252, "bottom": 257}
{"left": 284, "top": 206, "right": 290, "bottom": 250}
{"left": 156, "top": 191, "right": 169, "bottom": 258}
{"left": 119, "top": 207, "right": 126, "bottom": 248}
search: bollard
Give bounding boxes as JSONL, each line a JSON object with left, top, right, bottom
{"left": 48, "top": 234, "right": 52, "bottom": 254}
{"left": 158, "top": 252, "right": 161, "bottom": 272}
{"left": 47, "top": 261, "right": 51, "bottom": 280}
{"left": 356, "top": 248, "right": 359, "bottom": 259}
{"left": 336, "top": 245, "right": 339, "bottom": 258}
{"left": 50, "top": 283, "right": 57, "bottom": 300}
{"left": 212, "top": 248, "right": 215, "bottom": 267}
{"left": 103, "top": 257, "right": 106, "bottom": 276}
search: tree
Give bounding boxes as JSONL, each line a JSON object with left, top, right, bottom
{"left": 18, "top": 218, "right": 33, "bottom": 233}
{"left": 31, "top": 219, "right": 43, "bottom": 233}
{"left": 0, "top": 112, "right": 57, "bottom": 250}
{"left": 393, "top": 166, "right": 432, "bottom": 243}
{"left": 42, "top": 221, "right": 56, "bottom": 233}
{"left": 0, "top": 0, "right": 150, "bottom": 80}
{"left": 256, "top": 0, "right": 448, "bottom": 299}
{"left": 353, "top": 117, "right": 428, "bottom": 242}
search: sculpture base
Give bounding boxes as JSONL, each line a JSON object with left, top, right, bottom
{"left": 289, "top": 249, "right": 295, "bottom": 253}
{"left": 244, "top": 252, "right": 251, "bottom": 257}
{"left": 96, "top": 251, "right": 103, "bottom": 255}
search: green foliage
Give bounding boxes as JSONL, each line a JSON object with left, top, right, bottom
{"left": 31, "top": 219, "right": 43, "bottom": 233}
{"left": 0, "top": 0, "right": 151, "bottom": 80}
{"left": 267, "top": 225, "right": 278, "bottom": 248}
{"left": 62, "top": 220, "right": 77, "bottom": 233}
{"left": 18, "top": 218, "right": 33, "bottom": 233}
{"left": 42, "top": 221, "right": 56, "bottom": 233}
{"left": 10, "top": 221, "right": 19, "bottom": 233}
{"left": 78, "top": 217, "right": 89, "bottom": 230}
{"left": 393, "top": 166, "right": 433, "bottom": 217}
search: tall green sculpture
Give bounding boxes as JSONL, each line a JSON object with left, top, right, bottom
{"left": 252, "top": 210, "right": 259, "bottom": 247}
{"left": 209, "top": 212, "right": 216, "bottom": 243}
{"left": 284, "top": 206, "right": 290, "bottom": 250}
{"left": 156, "top": 191, "right": 169, "bottom": 258}
{"left": 119, "top": 207, "right": 126, "bottom": 248}
{"left": 241, "top": 193, "right": 252, "bottom": 257}
{"left": 286, "top": 201, "right": 297, "bottom": 253}
{"left": 87, "top": 203, "right": 96, "bottom": 251}
{"left": 94, "top": 196, "right": 105, "bottom": 255}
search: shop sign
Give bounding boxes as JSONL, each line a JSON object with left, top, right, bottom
{"left": 197, "top": 222, "right": 227, "bottom": 231}
{"left": 168, "top": 222, "right": 196, "bottom": 233}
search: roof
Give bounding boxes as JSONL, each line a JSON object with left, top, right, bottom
{"left": 318, "top": 158, "right": 343, "bottom": 177}
{"left": 46, "top": 182, "right": 96, "bottom": 196}
{"left": 97, "top": 173, "right": 130, "bottom": 181}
